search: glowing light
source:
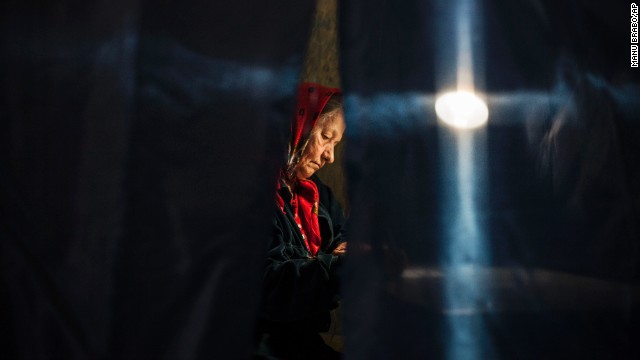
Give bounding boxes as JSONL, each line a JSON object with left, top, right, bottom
{"left": 435, "top": 91, "right": 489, "bottom": 129}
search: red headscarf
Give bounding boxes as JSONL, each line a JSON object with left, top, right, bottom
{"left": 276, "top": 82, "right": 341, "bottom": 256}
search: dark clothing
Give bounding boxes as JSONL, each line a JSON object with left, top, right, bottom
{"left": 257, "top": 175, "right": 345, "bottom": 359}
{"left": 255, "top": 332, "right": 341, "bottom": 360}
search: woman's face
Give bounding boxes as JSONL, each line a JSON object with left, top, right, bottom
{"left": 294, "top": 111, "right": 345, "bottom": 180}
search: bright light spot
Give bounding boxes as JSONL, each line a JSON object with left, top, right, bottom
{"left": 435, "top": 91, "right": 489, "bottom": 129}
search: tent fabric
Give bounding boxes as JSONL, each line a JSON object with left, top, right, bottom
{"left": 2, "top": 0, "right": 640, "bottom": 359}
{"left": 339, "top": 0, "right": 640, "bottom": 359}
{"left": 1, "top": 1, "right": 314, "bottom": 359}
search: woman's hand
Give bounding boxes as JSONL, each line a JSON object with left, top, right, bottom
{"left": 332, "top": 242, "right": 347, "bottom": 256}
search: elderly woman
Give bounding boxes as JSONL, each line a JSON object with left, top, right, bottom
{"left": 256, "top": 83, "right": 347, "bottom": 360}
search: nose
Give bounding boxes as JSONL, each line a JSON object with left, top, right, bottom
{"left": 322, "top": 144, "right": 335, "bottom": 164}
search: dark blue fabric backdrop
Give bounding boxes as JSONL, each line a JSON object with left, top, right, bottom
{"left": 340, "top": 0, "right": 640, "bottom": 359}
{"left": 1, "top": 1, "right": 313, "bottom": 359}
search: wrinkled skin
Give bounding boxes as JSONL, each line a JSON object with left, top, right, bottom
{"left": 294, "top": 111, "right": 346, "bottom": 180}
{"left": 293, "top": 111, "right": 346, "bottom": 256}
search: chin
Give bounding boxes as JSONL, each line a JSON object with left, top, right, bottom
{"left": 296, "top": 169, "right": 314, "bottom": 180}
{"left": 294, "top": 163, "right": 318, "bottom": 180}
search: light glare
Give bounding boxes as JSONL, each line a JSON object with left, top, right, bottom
{"left": 435, "top": 91, "right": 489, "bottom": 129}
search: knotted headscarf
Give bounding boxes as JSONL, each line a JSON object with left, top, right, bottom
{"left": 277, "top": 82, "right": 341, "bottom": 256}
